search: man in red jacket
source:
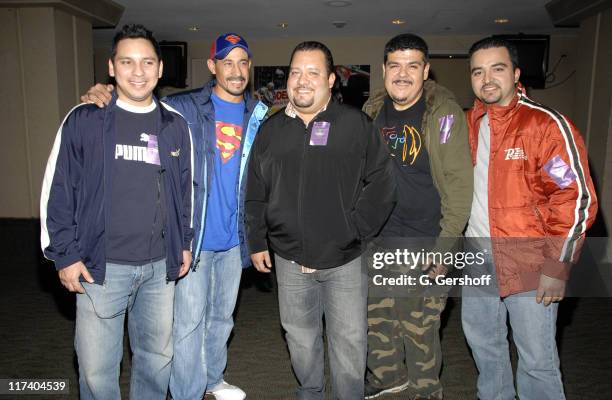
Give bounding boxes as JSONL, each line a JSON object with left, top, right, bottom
{"left": 462, "top": 36, "right": 597, "bottom": 400}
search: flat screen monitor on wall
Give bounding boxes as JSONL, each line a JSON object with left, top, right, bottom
{"left": 494, "top": 34, "right": 550, "bottom": 89}
{"left": 159, "top": 41, "right": 188, "bottom": 88}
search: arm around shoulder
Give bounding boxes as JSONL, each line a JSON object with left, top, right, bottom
{"left": 80, "top": 83, "right": 113, "bottom": 108}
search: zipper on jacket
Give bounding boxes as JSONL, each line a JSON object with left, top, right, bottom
{"left": 297, "top": 122, "right": 310, "bottom": 264}
{"left": 192, "top": 151, "right": 208, "bottom": 271}
{"left": 146, "top": 169, "right": 164, "bottom": 271}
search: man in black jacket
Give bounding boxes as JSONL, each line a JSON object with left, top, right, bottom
{"left": 246, "top": 41, "right": 396, "bottom": 400}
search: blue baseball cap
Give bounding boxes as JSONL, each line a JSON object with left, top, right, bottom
{"left": 210, "top": 33, "right": 251, "bottom": 60}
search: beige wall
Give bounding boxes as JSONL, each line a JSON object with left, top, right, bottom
{"left": 0, "top": 7, "right": 93, "bottom": 218}
{"left": 428, "top": 57, "right": 472, "bottom": 109}
{"left": 0, "top": 8, "right": 31, "bottom": 219}
{"left": 529, "top": 35, "right": 578, "bottom": 120}
{"left": 93, "top": 45, "right": 111, "bottom": 86}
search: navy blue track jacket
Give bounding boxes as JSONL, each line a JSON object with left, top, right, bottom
{"left": 40, "top": 94, "right": 194, "bottom": 283}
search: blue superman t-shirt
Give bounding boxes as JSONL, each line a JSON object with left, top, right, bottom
{"left": 202, "top": 93, "right": 245, "bottom": 251}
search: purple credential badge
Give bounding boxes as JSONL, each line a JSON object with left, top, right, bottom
{"left": 144, "top": 134, "right": 161, "bottom": 166}
{"left": 544, "top": 155, "right": 576, "bottom": 189}
{"left": 310, "top": 121, "right": 331, "bottom": 146}
{"left": 438, "top": 114, "right": 455, "bottom": 144}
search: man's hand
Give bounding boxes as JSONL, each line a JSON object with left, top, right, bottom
{"left": 178, "top": 250, "right": 192, "bottom": 278}
{"left": 421, "top": 257, "right": 449, "bottom": 279}
{"left": 58, "top": 261, "right": 94, "bottom": 293}
{"left": 424, "top": 264, "right": 448, "bottom": 279}
{"left": 80, "top": 83, "right": 114, "bottom": 108}
{"left": 251, "top": 250, "right": 272, "bottom": 273}
{"left": 536, "top": 274, "right": 566, "bottom": 306}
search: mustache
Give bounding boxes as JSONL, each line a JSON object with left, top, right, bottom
{"left": 294, "top": 85, "right": 313, "bottom": 91}
{"left": 392, "top": 79, "right": 412, "bottom": 85}
{"left": 482, "top": 83, "right": 500, "bottom": 90}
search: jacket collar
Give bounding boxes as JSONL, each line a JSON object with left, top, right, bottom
{"left": 423, "top": 80, "right": 456, "bottom": 114}
{"left": 281, "top": 99, "right": 339, "bottom": 127}
{"left": 285, "top": 96, "right": 331, "bottom": 121}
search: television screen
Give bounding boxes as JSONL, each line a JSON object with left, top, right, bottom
{"left": 494, "top": 35, "right": 550, "bottom": 89}
{"left": 159, "top": 42, "right": 187, "bottom": 88}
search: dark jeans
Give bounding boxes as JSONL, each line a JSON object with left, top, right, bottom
{"left": 275, "top": 255, "right": 368, "bottom": 400}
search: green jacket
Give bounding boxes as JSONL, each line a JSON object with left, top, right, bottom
{"left": 362, "top": 80, "right": 473, "bottom": 243}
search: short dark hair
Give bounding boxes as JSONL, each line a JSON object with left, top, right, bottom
{"left": 469, "top": 36, "right": 519, "bottom": 70}
{"left": 111, "top": 24, "right": 161, "bottom": 61}
{"left": 289, "top": 41, "right": 334, "bottom": 75}
{"left": 384, "top": 33, "right": 429, "bottom": 64}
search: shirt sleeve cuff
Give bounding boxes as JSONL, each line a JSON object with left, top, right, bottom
{"left": 55, "top": 253, "right": 83, "bottom": 271}
{"left": 541, "top": 259, "right": 571, "bottom": 281}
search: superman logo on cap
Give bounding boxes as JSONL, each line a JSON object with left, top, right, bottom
{"left": 225, "top": 34, "right": 242, "bottom": 44}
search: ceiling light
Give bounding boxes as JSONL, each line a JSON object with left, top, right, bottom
{"left": 392, "top": 19, "right": 405, "bottom": 25}
{"left": 494, "top": 18, "right": 509, "bottom": 24}
{"left": 187, "top": 26, "right": 199, "bottom": 31}
{"left": 277, "top": 22, "right": 288, "bottom": 28}
{"left": 326, "top": 1, "right": 352, "bottom": 7}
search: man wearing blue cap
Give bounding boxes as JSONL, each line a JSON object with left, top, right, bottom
{"left": 81, "top": 32, "right": 268, "bottom": 400}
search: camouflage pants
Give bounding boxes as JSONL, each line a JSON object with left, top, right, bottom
{"left": 366, "top": 295, "right": 447, "bottom": 399}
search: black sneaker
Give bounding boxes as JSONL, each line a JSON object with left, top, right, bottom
{"left": 364, "top": 380, "right": 410, "bottom": 399}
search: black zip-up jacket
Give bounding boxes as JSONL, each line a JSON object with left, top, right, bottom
{"left": 245, "top": 101, "right": 396, "bottom": 269}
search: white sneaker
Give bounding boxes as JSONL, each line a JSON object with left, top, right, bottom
{"left": 364, "top": 380, "right": 410, "bottom": 399}
{"left": 206, "top": 381, "right": 246, "bottom": 400}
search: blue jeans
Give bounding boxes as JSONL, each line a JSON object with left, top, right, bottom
{"left": 275, "top": 255, "right": 367, "bottom": 400}
{"left": 75, "top": 260, "right": 174, "bottom": 400}
{"left": 170, "top": 246, "right": 242, "bottom": 400}
{"left": 461, "top": 255, "right": 565, "bottom": 400}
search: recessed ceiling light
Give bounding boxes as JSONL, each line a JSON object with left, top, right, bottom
{"left": 187, "top": 26, "right": 199, "bottom": 31}
{"left": 494, "top": 18, "right": 509, "bottom": 24}
{"left": 277, "top": 22, "right": 289, "bottom": 28}
{"left": 326, "top": 0, "right": 352, "bottom": 7}
{"left": 392, "top": 19, "right": 405, "bottom": 25}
